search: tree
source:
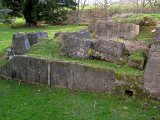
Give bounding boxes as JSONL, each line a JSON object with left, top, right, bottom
{"left": 1, "top": 0, "right": 77, "bottom": 26}
{"left": 94, "top": 0, "right": 117, "bottom": 18}
{"left": 76, "top": 0, "right": 87, "bottom": 23}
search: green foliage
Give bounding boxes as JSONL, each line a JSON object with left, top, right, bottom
{"left": 1, "top": 0, "right": 23, "bottom": 17}
{"left": 155, "top": 0, "right": 160, "bottom": 8}
{"left": 1, "top": 0, "right": 77, "bottom": 25}
{"left": 87, "top": 49, "right": 95, "bottom": 56}
{"left": 10, "top": 18, "right": 25, "bottom": 29}
{"left": 0, "top": 79, "right": 159, "bottom": 119}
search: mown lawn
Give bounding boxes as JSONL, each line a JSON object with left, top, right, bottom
{"left": 0, "top": 79, "right": 159, "bottom": 120}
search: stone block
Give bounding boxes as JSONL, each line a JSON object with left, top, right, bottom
{"left": 92, "top": 39, "right": 125, "bottom": 62}
{"left": 144, "top": 43, "right": 160, "bottom": 98}
{"left": 60, "top": 32, "right": 91, "bottom": 58}
{"left": 12, "top": 33, "right": 30, "bottom": 55}
{"left": 128, "top": 57, "right": 145, "bottom": 70}
{"left": 95, "top": 21, "right": 139, "bottom": 40}
{"left": 153, "top": 24, "right": 160, "bottom": 42}
{"left": 27, "top": 32, "right": 48, "bottom": 45}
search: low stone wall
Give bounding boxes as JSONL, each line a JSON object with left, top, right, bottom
{"left": 1, "top": 55, "right": 156, "bottom": 99}
{"left": 0, "top": 56, "right": 115, "bottom": 93}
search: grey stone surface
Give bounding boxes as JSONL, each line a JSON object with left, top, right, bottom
{"left": 92, "top": 39, "right": 125, "bottom": 62}
{"left": 120, "top": 40, "right": 150, "bottom": 55}
{"left": 0, "top": 56, "right": 49, "bottom": 84}
{"left": 144, "top": 43, "right": 160, "bottom": 98}
{"left": 38, "top": 32, "right": 48, "bottom": 38}
{"left": 6, "top": 47, "right": 15, "bottom": 60}
{"left": 80, "top": 30, "right": 91, "bottom": 39}
{"left": 50, "top": 61, "right": 115, "bottom": 92}
{"left": 88, "top": 24, "right": 95, "bottom": 33}
{"left": 12, "top": 33, "right": 30, "bottom": 55}
{"left": 153, "top": 24, "right": 160, "bottom": 42}
{"left": 128, "top": 58, "right": 145, "bottom": 70}
{"left": 27, "top": 32, "right": 48, "bottom": 45}
{"left": 61, "top": 32, "right": 91, "bottom": 58}
{"left": 95, "top": 21, "right": 139, "bottom": 40}
{"left": 0, "top": 56, "right": 116, "bottom": 93}
{"left": 27, "top": 33, "right": 40, "bottom": 45}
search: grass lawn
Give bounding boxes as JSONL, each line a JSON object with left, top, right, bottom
{"left": 0, "top": 79, "right": 159, "bottom": 120}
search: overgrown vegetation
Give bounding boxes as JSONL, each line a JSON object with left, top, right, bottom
{"left": 130, "top": 51, "right": 145, "bottom": 61}
{"left": 0, "top": 79, "right": 159, "bottom": 120}
{"left": 113, "top": 13, "right": 160, "bottom": 23}
{"left": 135, "top": 26, "right": 155, "bottom": 41}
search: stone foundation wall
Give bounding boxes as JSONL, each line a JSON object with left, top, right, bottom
{"left": 1, "top": 55, "right": 155, "bottom": 99}
{"left": 0, "top": 56, "right": 115, "bottom": 93}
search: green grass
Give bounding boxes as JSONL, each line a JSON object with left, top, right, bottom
{"left": 113, "top": 13, "right": 160, "bottom": 23}
{"left": 113, "top": 13, "right": 158, "bottom": 41}
{"left": 136, "top": 26, "right": 154, "bottom": 41}
{"left": 130, "top": 51, "right": 145, "bottom": 61}
{"left": 0, "top": 79, "right": 159, "bottom": 120}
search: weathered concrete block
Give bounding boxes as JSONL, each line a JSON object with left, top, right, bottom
{"left": 0, "top": 56, "right": 116, "bottom": 93}
{"left": 12, "top": 33, "right": 30, "bottom": 55}
{"left": 153, "top": 24, "right": 160, "bottom": 42}
{"left": 27, "top": 33, "right": 40, "bottom": 45}
{"left": 120, "top": 40, "right": 150, "bottom": 55}
{"left": 92, "top": 39, "right": 125, "bottom": 62}
{"left": 27, "top": 32, "right": 48, "bottom": 45}
{"left": 80, "top": 30, "right": 91, "bottom": 39}
{"left": 88, "top": 24, "right": 95, "bottom": 33}
{"left": 128, "top": 58, "right": 145, "bottom": 70}
{"left": 38, "top": 32, "right": 48, "bottom": 38}
{"left": 95, "top": 21, "right": 139, "bottom": 40}
{"left": 61, "top": 32, "right": 91, "bottom": 58}
{"left": 0, "top": 56, "right": 48, "bottom": 84}
{"left": 144, "top": 43, "right": 160, "bottom": 98}
{"left": 50, "top": 61, "right": 115, "bottom": 92}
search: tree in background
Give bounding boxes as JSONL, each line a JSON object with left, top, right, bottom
{"left": 1, "top": 0, "right": 77, "bottom": 26}
{"left": 76, "top": 0, "right": 87, "bottom": 23}
{"left": 126, "top": 0, "right": 158, "bottom": 12}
